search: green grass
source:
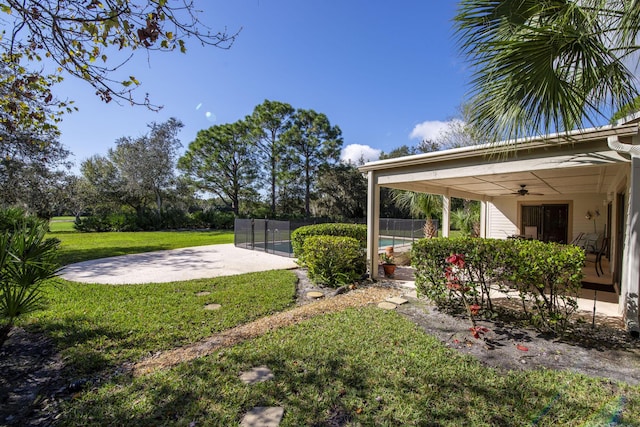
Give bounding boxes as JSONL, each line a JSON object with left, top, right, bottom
{"left": 49, "top": 216, "right": 78, "bottom": 233}
{"left": 48, "top": 230, "right": 234, "bottom": 265}
{"left": 448, "top": 229, "right": 465, "bottom": 238}
{"left": 48, "top": 220, "right": 77, "bottom": 232}
{"left": 17, "top": 229, "right": 640, "bottom": 425}
{"left": 50, "top": 216, "right": 76, "bottom": 222}
{"left": 54, "top": 307, "right": 640, "bottom": 426}
{"left": 25, "top": 270, "right": 298, "bottom": 378}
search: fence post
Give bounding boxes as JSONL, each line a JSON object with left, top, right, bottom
{"left": 250, "top": 219, "right": 255, "bottom": 250}
{"left": 265, "top": 220, "right": 269, "bottom": 253}
{"left": 392, "top": 219, "right": 396, "bottom": 247}
{"left": 411, "top": 219, "right": 414, "bottom": 241}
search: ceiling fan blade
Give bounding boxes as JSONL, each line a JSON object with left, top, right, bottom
{"left": 500, "top": 185, "right": 544, "bottom": 196}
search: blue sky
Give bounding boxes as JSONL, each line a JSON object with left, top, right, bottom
{"left": 56, "top": 0, "right": 470, "bottom": 170}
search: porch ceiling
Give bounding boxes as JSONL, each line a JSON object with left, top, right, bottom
{"left": 382, "top": 163, "right": 627, "bottom": 199}
{"left": 363, "top": 122, "right": 637, "bottom": 200}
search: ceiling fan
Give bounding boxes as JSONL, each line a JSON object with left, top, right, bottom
{"left": 508, "top": 184, "right": 544, "bottom": 196}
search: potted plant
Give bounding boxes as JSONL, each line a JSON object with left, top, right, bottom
{"left": 380, "top": 252, "right": 396, "bottom": 277}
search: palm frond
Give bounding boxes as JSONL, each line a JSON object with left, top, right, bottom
{"left": 391, "top": 190, "right": 442, "bottom": 219}
{"left": 456, "top": 0, "right": 639, "bottom": 141}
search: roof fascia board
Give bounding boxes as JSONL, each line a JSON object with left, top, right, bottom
{"left": 359, "top": 123, "right": 639, "bottom": 172}
{"left": 374, "top": 148, "right": 629, "bottom": 186}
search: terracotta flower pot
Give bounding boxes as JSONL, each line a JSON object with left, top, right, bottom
{"left": 382, "top": 263, "right": 396, "bottom": 278}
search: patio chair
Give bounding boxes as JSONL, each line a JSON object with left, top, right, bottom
{"left": 576, "top": 233, "right": 600, "bottom": 252}
{"left": 585, "top": 236, "right": 608, "bottom": 277}
{"left": 524, "top": 226, "right": 538, "bottom": 240}
{"left": 569, "top": 232, "right": 585, "bottom": 246}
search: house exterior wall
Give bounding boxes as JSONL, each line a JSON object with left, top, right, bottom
{"left": 572, "top": 196, "right": 608, "bottom": 237}
{"left": 486, "top": 201, "right": 517, "bottom": 239}
{"left": 486, "top": 195, "right": 610, "bottom": 242}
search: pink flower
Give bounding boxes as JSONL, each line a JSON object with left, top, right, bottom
{"left": 446, "top": 282, "right": 461, "bottom": 291}
{"left": 469, "top": 304, "right": 480, "bottom": 316}
{"left": 469, "top": 326, "right": 489, "bottom": 339}
{"left": 446, "top": 253, "right": 465, "bottom": 268}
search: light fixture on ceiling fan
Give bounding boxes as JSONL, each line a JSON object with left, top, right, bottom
{"left": 507, "top": 184, "right": 544, "bottom": 196}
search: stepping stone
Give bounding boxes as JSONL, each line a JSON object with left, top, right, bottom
{"left": 386, "top": 296, "right": 408, "bottom": 305}
{"left": 240, "top": 406, "right": 284, "bottom": 427}
{"left": 239, "top": 366, "right": 274, "bottom": 384}
{"left": 378, "top": 302, "right": 397, "bottom": 310}
{"left": 195, "top": 291, "right": 211, "bottom": 297}
{"left": 204, "top": 303, "right": 222, "bottom": 311}
{"left": 404, "top": 290, "right": 418, "bottom": 299}
{"left": 306, "top": 291, "right": 324, "bottom": 299}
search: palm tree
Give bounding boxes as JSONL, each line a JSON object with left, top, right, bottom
{"left": 0, "top": 220, "right": 60, "bottom": 348}
{"left": 455, "top": 0, "right": 640, "bottom": 142}
{"left": 391, "top": 190, "right": 443, "bottom": 238}
{"left": 451, "top": 203, "right": 481, "bottom": 238}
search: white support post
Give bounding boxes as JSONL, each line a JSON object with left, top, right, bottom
{"left": 366, "top": 171, "right": 381, "bottom": 279}
{"left": 441, "top": 194, "right": 450, "bottom": 237}
{"left": 480, "top": 199, "right": 487, "bottom": 238}
{"left": 622, "top": 155, "right": 640, "bottom": 336}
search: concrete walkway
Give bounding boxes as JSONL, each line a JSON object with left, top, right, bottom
{"left": 60, "top": 244, "right": 298, "bottom": 284}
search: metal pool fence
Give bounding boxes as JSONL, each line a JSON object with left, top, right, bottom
{"left": 234, "top": 218, "right": 438, "bottom": 257}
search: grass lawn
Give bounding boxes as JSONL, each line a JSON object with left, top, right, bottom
{"left": 49, "top": 230, "right": 234, "bottom": 265}
{"left": 25, "top": 270, "right": 298, "bottom": 379}
{"left": 49, "top": 305, "right": 640, "bottom": 426}
{"left": 17, "top": 229, "right": 640, "bottom": 425}
{"left": 49, "top": 216, "right": 78, "bottom": 232}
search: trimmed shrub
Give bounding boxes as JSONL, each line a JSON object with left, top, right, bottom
{"left": 159, "top": 208, "right": 192, "bottom": 230}
{"left": 74, "top": 208, "right": 234, "bottom": 232}
{"left": 412, "top": 237, "right": 507, "bottom": 309}
{"left": 303, "top": 235, "right": 365, "bottom": 287}
{"left": 74, "top": 215, "right": 113, "bottom": 232}
{"left": 74, "top": 210, "right": 140, "bottom": 232}
{"left": 503, "top": 239, "right": 584, "bottom": 333}
{"left": 291, "top": 223, "right": 366, "bottom": 266}
{"left": 191, "top": 210, "right": 235, "bottom": 229}
{"left": 412, "top": 237, "right": 584, "bottom": 334}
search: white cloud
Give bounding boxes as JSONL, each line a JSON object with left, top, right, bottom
{"left": 340, "top": 144, "right": 382, "bottom": 165}
{"left": 409, "top": 119, "right": 462, "bottom": 141}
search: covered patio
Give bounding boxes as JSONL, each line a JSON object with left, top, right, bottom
{"left": 360, "top": 118, "right": 640, "bottom": 334}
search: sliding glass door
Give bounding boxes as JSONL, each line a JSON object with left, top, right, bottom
{"left": 521, "top": 204, "right": 569, "bottom": 243}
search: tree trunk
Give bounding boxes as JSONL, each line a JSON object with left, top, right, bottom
{"left": 423, "top": 218, "right": 437, "bottom": 238}
{"left": 155, "top": 190, "right": 162, "bottom": 217}
{"left": 270, "top": 157, "right": 276, "bottom": 217}
{"left": 305, "top": 165, "right": 311, "bottom": 217}
{"left": 472, "top": 222, "right": 480, "bottom": 238}
{"left": 231, "top": 194, "right": 239, "bottom": 216}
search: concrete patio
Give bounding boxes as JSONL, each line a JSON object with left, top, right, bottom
{"left": 60, "top": 243, "right": 298, "bottom": 284}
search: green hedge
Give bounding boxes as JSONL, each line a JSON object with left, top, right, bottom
{"left": 411, "top": 237, "right": 585, "bottom": 334}
{"left": 74, "top": 208, "right": 235, "bottom": 232}
{"left": 291, "top": 223, "right": 366, "bottom": 266}
{"left": 303, "top": 235, "right": 365, "bottom": 287}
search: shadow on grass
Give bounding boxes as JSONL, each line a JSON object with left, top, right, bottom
{"left": 26, "top": 315, "right": 130, "bottom": 377}
{"left": 52, "top": 308, "right": 640, "bottom": 426}
{"left": 54, "top": 351, "right": 636, "bottom": 426}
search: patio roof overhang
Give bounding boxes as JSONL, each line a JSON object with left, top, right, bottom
{"left": 361, "top": 121, "right": 640, "bottom": 335}
{"left": 359, "top": 123, "right": 638, "bottom": 201}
